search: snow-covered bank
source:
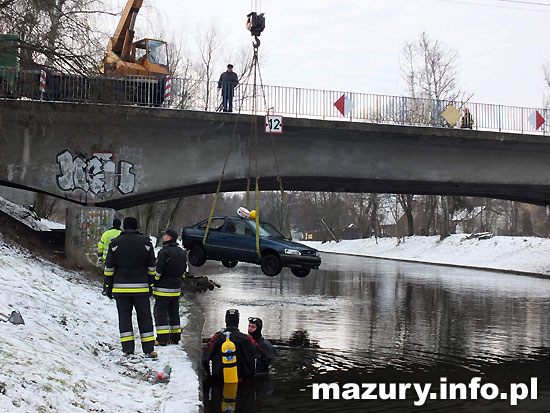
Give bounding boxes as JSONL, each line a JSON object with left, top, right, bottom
{"left": 0, "top": 197, "right": 51, "bottom": 232}
{"left": 303, "top": 234, "right": 550, "bottom": 276}
{"left": 0, "top": 236, "right": 200, "bottom": 412}
{"left": 39, "top": 218, "right": 65, "bottom": 230}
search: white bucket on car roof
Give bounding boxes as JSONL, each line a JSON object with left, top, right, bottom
{"left": 237, "top": 207, "right": 250, "bottom": 218}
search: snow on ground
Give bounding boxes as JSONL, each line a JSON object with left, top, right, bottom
{"left": 0, "top": 196, "right": 64, "bottom": 231}
{"left": 303, "top": 234, "right": 550, "bottom": 275}
{"left": 0, "top": 197, "right": 50, "bottom": 232}
{"left": 0, "top": 235, "right": 200, "bottom": 413}
{"left": 39, "top": 218, "right": 65, "bottom": 230}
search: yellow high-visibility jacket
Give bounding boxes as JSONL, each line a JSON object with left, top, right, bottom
{"left": 97, "top": 228, "right": 121, "bottom": 260}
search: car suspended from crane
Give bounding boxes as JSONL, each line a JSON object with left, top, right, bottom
{"left": 183, "top": 212, "right": 321, "bottom": 278}
{"left": 189, "top": 8, "right": 323, "bottom": 278}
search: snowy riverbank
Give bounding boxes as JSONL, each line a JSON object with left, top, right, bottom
{"left": 303, "top": 234, "right": 550, "bottom": 276}
{"left": 0, "top": 236, "right": 200, "bottom": 412}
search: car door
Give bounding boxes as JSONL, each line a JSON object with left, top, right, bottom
{"left": 200, "top": 218, "right": 227, "bottom": 258}
{"left": 220, "top": 219, "right": 257, "bottom": 262}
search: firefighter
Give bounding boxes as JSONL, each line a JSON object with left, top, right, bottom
{"left": 97, "top": 218, "right": 121, "bottom": 262}
{"left": 103, "top": 216, "right": 158, "bottom": 358}
{"left": 153, "top": 228, "right": 187, "bottom": 346}
{"left": 202, "top": 309, "right": 259, "bottom": 381}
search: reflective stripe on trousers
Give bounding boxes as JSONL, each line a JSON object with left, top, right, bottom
{"left": 153, "top": 287, "right": 181, "bottom": 297}
{"left": 115, "top": 295, "right": 155, "bottom": 354}
{"left": 113, "top": 283, "right": 149, "bottom": 293}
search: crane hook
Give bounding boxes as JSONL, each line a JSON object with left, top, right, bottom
{"left": 253, "top": 36, "right": 261, "bottom": 49}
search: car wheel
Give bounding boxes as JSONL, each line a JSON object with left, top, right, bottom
{"left": 188, "top": 243, "right": 207, "bottom": 267}
{"left": 291, "top": 268, "right": 310, "bottom": 278}
{"left": 260, "top": 254, "right": 282, "bottom": 277}
{"left": 222, "top": 260, "right": 238, "bottom": 268}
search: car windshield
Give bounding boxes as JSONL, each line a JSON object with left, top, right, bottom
{"left": 256, "top": 222, "right": 286, "bottom": 239}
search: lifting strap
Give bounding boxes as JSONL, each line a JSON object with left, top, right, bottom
{"left": 202, "top": 50, "right": 261, "bottom": 244}
{"left": 202, "top": 105, "right": 245, "bottom": 245}
{"left": 251, "top": 44, "right": 261, "bottom": 259}
{"left": 204, "top": 31, "right": 290, "bottom": 259}
{"left": 256, "top": 61, "right": 292, "bottom": 239}
{"left": 255, "top": 177, "right": 261, "bottom": 258}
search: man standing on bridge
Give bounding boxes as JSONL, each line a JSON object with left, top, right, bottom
{"left": 461, "top": 107, "right": 474, "bottom": 129}
{"left": 218, "top": 64, "right": 239, "bottom": 112}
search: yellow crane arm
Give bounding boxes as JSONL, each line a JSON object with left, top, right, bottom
{"left": 109, "top": 0, "right": 144, "bottom": 59}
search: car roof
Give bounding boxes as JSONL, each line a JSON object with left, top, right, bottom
{"left": 199, "top": 216, "right": 268, "bottom": 223}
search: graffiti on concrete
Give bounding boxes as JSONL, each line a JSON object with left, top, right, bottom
{"left": 85, "top": 210, "right": 110, "bottom": 257}
{"left": 56, "top": 150, "right": 135, "bottom": 195}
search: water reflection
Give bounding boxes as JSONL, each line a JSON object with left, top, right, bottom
{"left": 195, "top": 254, "right": 550, "bottom": 411}
{"left": 203, "top": 377, "right": 276, "bottom": 413}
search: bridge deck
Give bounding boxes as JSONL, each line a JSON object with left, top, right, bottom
{"left": 1, "top": 100, "right": 550, "bottom": 208}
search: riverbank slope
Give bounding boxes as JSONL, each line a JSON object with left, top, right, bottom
{"left": 303, "top": 234, "right": 550, "bottom": 276}
{"left": 0, "top": 235, "right": 200, "bottom": 412}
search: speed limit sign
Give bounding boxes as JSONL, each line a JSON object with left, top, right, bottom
{"left": 265, "top": 115, "right": 283, "bottom": 134}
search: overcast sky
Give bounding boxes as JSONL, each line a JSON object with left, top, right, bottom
{"left": 123, "top": 0, "right": 550, "bottom": 108}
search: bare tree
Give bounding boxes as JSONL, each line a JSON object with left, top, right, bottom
{"left": 401, "top": 32, "right": 467, "bottom": 239}
{"left": 543, "top": 63, "right": 550, "bottom": 108}
{"left": 398, "top": 194, "right": 414, "bottom": 236}
{"left": 367, "top": 193, "right": 380, "bottom": 241}
{"left": 0, "top": 0, "right": 15, "bottom": 10}
{"left": 195, "top": 22, "right": 221, "bottom": 110}
{"left": 260, "top": 190, "right": 289, "bottom": 236}
{"left": 0, "top": 0, "right": 111, "bottom": 72}
{"left": 380, "top": 194, "right": 404, "bottom": 243}
{"left": 193, "top": 24, "right": 258, "bottom": 111}
{"left": 401, "top": 31, "right": 463, "bottom": 101}
{"left": 145, "top": 20, "right": 203, "bottom": 109}
{"left": 348, "top": 193, "right": 374, "bottom": 238}
{"left": 33, "top": 192, "right": 57, "bottom": 219}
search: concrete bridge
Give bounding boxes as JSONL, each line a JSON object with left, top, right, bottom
{"left": 1, "top": 99, "right": 550, "bottom": 210}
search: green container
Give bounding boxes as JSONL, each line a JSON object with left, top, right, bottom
{"left": 0, "top": 34, "right": 19, "bottom": 84}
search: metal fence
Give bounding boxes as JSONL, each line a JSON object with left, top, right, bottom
{"left": 0, "top": 67, "right": 547, "bottom": 135}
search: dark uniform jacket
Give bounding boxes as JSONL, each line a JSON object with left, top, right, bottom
{"left": 255, "top": 336, "right": 275, "bottom": 373}
{"left": 202, "top": 327, "right": 259, "bottom": 381}
{"left": 154, "top": 240, "right": 187, "bottom": 297}
{"left": 104, "top": 229, "right": 156, "bottom": 295}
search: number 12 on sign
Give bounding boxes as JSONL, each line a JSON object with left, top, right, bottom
{"left": 265, "top": 115, "right": 283, "bottom": 134}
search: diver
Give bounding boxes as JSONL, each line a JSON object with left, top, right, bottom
{"left": 248, "top": 317, "right": 275, "bottom": 374}
{"left": 202, "top": 309, "right": 259, "bottom": 382}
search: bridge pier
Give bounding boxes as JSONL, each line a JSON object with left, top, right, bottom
{"left": 65, "top": 206, "right": 116, "bottom": 269}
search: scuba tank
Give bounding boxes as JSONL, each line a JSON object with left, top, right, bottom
{"left": 221, "top": 331, "right": 238, "bottom": 383}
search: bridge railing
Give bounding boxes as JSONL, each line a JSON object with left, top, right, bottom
{"left": 0, "top": 67, "right": 547, "bottom": 135}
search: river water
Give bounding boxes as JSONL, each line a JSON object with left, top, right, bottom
{"left": 195, "top": 253, "right": 550, "bottom": 412}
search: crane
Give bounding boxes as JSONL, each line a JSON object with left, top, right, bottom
{"left": 101, "top": 0, "right": 170, "bottom": 77}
